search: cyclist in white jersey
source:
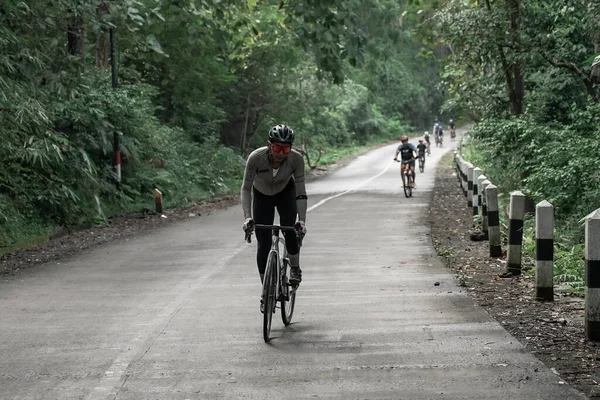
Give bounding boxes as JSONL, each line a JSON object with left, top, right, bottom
{"left": 241, "top": 125, "right": 307, "bottom": 288}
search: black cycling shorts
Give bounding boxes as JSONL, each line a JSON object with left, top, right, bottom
{"left": 252, "top": 179, "right": 299, "bottom": 274}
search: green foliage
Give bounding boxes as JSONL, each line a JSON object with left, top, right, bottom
{"left": 468, "top": 115, "right": 600, "bottom": 219}
{"left": 0, "top": 0, "right": 440, "bottom": 249}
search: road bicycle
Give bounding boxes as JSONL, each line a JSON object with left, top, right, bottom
{"left": 245, "top": 223, "right": 304, "bottom": 342}
{"left": 418, "top": 153, "right": 425, "bottom": 173}
{"left": 435, "top": 134, "right": 443, "bottom": 147}
{"left": 394, "top": 157, "right": 416, "bottom": 198}
{"left": 450, "top": 128, "right": 456, "bottom": 142}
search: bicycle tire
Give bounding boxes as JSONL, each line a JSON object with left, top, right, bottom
{"left": 403, "top": 170, "right": 410, "bottom": 198}
{"left": 278, "top": 238, "right": 296, "bottom": 325}
{"left": 262, "top": 251, "right": 278, "bottom": 342}
{"left": 281, "top": 261, "right": 298, "bottom": 326}
{"left": 419, "top": 158, "right": 424, "bottom": 173}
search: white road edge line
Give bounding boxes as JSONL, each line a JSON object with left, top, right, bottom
{"left": 307, "top": 160, "right": 394, "bottom": 213}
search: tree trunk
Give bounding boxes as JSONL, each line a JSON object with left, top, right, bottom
{"left": 95, "top": 2, "right": 110, "bottom": 67}
{"left": 511, "top": 62, "right": 524, "bottom": 115}
{"left": 241, "top": 94, "right": 251, "bottom": 155}
{"left": 67, "top": 11, "right": 84, "bottom": 56}
{"left": 506, "top": 0, "right": 524, "bottom": 114}
{"left": 485, "top": 0, "right": 523, "bottom": 115}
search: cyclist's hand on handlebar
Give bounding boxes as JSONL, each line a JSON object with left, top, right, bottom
{"left": 243, "top": 218, "right": 254, "bottom": 243}
{"left": 295, "top": 221, "right": 307, "bottom": 236}
{"left": 242, "top": 218, "right": 254, "bottom": 232}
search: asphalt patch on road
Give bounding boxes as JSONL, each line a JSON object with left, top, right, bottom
{"left": 428, "top": 151, "right": 600, "bottom": 399}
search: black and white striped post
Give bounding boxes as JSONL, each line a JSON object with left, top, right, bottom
{"left": 472, "top": 167, "right": 482, "bottom": 217}
{"left": 535, "top": 200, "right": 554, "bottom": 301}
{"left": 455, "top": 153, "right": 462, "bottom": 189}
{"left": 461, "top": 158, "right": 467, "bottom": 197}
{"left": 456, "top": 154, "right": 463, "bottom": 189}
{"left": 585, "top": 209, "right": 600, "bottom": 341}
{"left": 467, "top": 163, "right": 474, "bottom": 208}
{"left": 507, "top": 191, "right": 526, "bottom": 275}
{"left": 485, "top": 184, "right": 502, "bottom": 257}
{"left": 454, "top": 151, "right": 459, "bottom": 183}
{"left": 463, "top": 161, "right": 468, "bottom": 198}
{"left": 477, "top": 174, "right": 487, "bottom": 215}
{"left": 481, "top": 179, "right": 491, "bottom": 239}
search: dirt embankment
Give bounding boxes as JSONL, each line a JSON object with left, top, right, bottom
{"left": 429, "top": 151, "right": 600, "bottom": 398}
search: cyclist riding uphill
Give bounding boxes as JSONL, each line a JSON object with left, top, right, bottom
{"left": 423, "top": 131, "right": 430, "bottom": 145}
{"left": 434, "top": 123, "right": 444, "bottom": 144}
{"left": 393, "top": 135, "right": 418, "bottom": 187}
{"left": 432, "top": 118, "right": 440, "bottom": 135}
{"left": 417, "top": 139, "right": 427, "bottom": 158}
{"left": 241, "top": 124, "right": 307, "bottom": 288}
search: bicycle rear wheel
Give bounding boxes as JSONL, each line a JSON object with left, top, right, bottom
{"left": 262, "top": 251, "right": 278, "bottom": 342}
{"left": 419, "top": 157, "right": 424, "bottom": 172}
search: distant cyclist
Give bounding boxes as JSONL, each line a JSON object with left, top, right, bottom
{"left": 449, "top": 119, "right": 456, "bottom": 139}
{"left": 435, "top": 124, "right": 444, "bottom": 145}
{"left": 393, "top": 135, "right": 418, "bottom": 187}
{"left": 423, "top": 131, "right": 431, "bottom": 154}
{"left": 417, "top": 139, "right": 427, "bottom": 160}
{"left": 241, "top": 125, "right": 307, "bottom": 296}
{"left": 432, "top": 118, "right": 440, "bottom": 135}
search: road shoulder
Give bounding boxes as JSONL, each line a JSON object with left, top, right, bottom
{"left": 428, "top": 151, "right": 597, "bottom": 398}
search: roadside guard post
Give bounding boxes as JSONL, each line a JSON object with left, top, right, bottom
{"left": 506, "top": 191, "right": 526, "bottom": 275}
{"left": 486, "top": 184, "right": 502, "bottom": 257}
{"left": 467, "top": 163, "right": 474, "bottom": 208}
{"left": 585, "top": 209, "right": 600, "bottom": 341}
{"left": 535, "top": 200, "right": 554, "bottom": 301}
{"left": 154, "top": 189, "right": 163, "bottom": 214}
{"left": 472, "top": 167, "right": 482, "bottom": 217}
{"left": 481, "top": 179, "right": 491, "bottom": 239}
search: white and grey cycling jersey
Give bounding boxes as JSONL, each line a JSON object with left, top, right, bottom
{"left": 241, "top": 146, "right": 307, "bottom": 222}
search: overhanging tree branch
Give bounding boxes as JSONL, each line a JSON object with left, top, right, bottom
{"left": 538, "top": 51, "right": 597, "bottom": 99}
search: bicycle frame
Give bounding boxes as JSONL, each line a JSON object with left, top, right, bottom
{"left": 395, "top": 158, "right": 416, "bottom": 183}
{"left": 247, "top": 223, "right": 303, "bottom": 299}
{"left": 246, "top": 223, "right": 303, "bottom": 341}
{"left": 402, "top": 162, "right": 411, "bottom": 179}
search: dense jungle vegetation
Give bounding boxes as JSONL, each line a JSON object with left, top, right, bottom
{"left": 0, "top": 0, "right": 446, "bottom": 248}
{"left": 437, "top": 0, "right": 600, "bottom": 288}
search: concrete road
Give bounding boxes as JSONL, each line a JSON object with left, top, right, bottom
{"left": 0, "top": 133, "right": 586, "bottom": 399}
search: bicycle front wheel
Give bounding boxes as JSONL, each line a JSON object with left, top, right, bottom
{"left": 403, "top": 171, "right": 411, "bottom": 198}
{"left": 277, "top": 238, "right": 296, "bottom": 325}
{"left": 281, "top": 265, "right": 296, "bottom": 326}
{"left": 262, "top": 251, "right": 278, "bottom": 342}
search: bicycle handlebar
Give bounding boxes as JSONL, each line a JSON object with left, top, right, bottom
{"left": 244, "top": 223, "right": 304, "bottom": 247}
{"left": 394, "top": 157, "right": 417, "bottom": 164}
{"left": 254, "top": 224, "right": 297, "bottom": 231}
